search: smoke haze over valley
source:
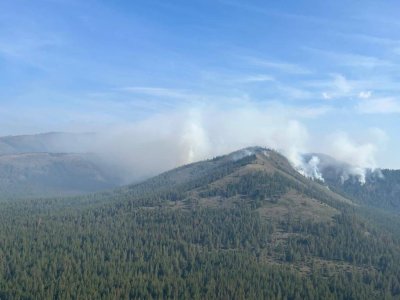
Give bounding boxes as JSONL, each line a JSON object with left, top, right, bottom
{"left": 0, "top": 103, "right": 388, "bottom": 185}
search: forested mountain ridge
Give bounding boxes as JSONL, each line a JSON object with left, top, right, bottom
{"left": 3, "top": 131, "right": 400, "bottom": 209}
{"left": 116, "top": 147, "right": 350, "bottom": 220}
{"left": 0, "top": 147, "right": 400, "bottom": 299}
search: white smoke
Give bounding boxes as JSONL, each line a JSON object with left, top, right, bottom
{"left": 179, "top": 110, "right": 211, "bottom": 164}
{"left": 230, "top": 149, "right": 257, "bottom": 162}
{"left": 88, "top": 104, "right": 311, "bottom": 182}
{"left": 320, "top": 130, "right": 387, "bottom": 184}
{"left": 298, "top": 155, "right": 324, "bottom": 182}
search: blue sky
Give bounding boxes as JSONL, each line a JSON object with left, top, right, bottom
{"left": 1, "top": 0, "right": 400, "bottom": 167}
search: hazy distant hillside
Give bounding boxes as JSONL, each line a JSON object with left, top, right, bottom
{"left": 0, "top": 132, "right": 95, "bottom": 155}
{"left": 0, "top": 152, "right": 121, "bottom": 198}
{"left": 0, "top": 132, "right": 127, "bottom": 197}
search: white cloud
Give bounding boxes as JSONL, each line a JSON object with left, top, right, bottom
{"left": 322, "top": 92, "right": 332, "bottom": 99}
{"left": 358, "top": 91, "right": 372, "bottom": 99}
{"left": 315, "top": 74, "right": 352, "bottom": 100}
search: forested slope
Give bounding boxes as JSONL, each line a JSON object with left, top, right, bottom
{"left": 0, "top": 147, "right": 399, "bottom": 299}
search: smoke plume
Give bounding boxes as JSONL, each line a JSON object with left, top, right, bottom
{"left": 5, "top": 103, "right": 386, "bottom": 184}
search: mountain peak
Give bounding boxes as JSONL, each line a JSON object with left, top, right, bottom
{"left": 225, "top": 146, "right": 271, "bottom": 161}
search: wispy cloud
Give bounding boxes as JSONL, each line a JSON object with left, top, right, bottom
{"left": 119, "top": 87, "right": 193, "bottom": 99}
{"left": 332, "top": 74, "right": 352, "bottom": 93}
{"left": 0, "top": 36, "right": 62, "bottom": 58}
{"left": 305, "top": 47, "right": 394, "bottom": 68}
{"left": 219, "top": 0, "right": 337, "bottom": 26}
{"left": 0, "top": 34, "right": 65, "bottom": 70}
{"left": 304, "top": 73, "right": 354, "bottom": 100}
{"left": 356, "top": 97, "right": 400, "bottom": 114}
{"left": 0, "top": 6, "right": 66, "bottom": 67}
{"left": 246, "top": 57, "right": 312, "bottom": 74}
{"left": 296, "top": 105, "right": 333, "bottom": 117}
{"left": 342, "top": 33, "right": 400, "bottom": 48}
{"left": 239, "top": 74, "right": 275, "bottom": 82}
{"left": 275, "top": 83, "right": 313, "bottom": 99}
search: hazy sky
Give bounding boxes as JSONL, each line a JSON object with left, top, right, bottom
{"left": 1, "top": 0, "right": 400, "bottom": 168}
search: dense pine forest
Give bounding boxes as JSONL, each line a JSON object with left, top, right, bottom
{"left": 1, "top": 148, "right": 400, "bottom": 299}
